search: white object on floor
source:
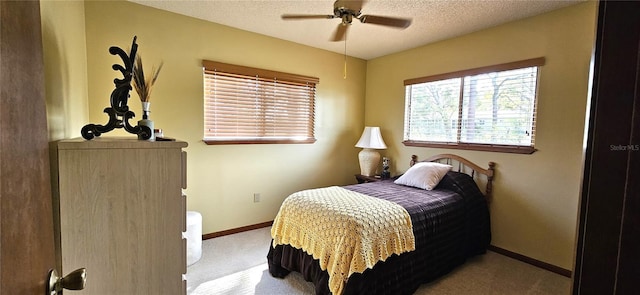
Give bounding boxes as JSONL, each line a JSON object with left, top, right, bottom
{"left": 186, "top": 211, "right": 202, "bottom": 266}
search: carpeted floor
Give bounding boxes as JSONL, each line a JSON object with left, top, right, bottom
{"left": 186, "top": 227, "right": 571, "bottom": 295}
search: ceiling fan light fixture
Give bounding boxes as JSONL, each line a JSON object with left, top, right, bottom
{"left": 342, "top": 13, "right": 353, "bottom": 25}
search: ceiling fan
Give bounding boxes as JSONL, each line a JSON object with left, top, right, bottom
{"left": 281, "top": 0, "right": 412, "bottom": 42}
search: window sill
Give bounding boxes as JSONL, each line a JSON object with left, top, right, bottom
{"left": 402, "top": 141, "right": 536, "bottom": 154}
{"left": 204, "top": 138, "right": 316, "bottom": 145}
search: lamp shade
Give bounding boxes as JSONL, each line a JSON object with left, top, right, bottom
{"left": 355, "top": 126, "right": 387, "bottom": 149}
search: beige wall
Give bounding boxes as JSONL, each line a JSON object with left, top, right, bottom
{"left": 365, "top": 2, "right": 597, "bottom": 270}
{"left": 80, "top": 1, "right": 367, "bottom": 233}
{"left": 40, "top": 0, "right": 89, "bottom": 141}
{"left": 41, "top": 0, "right": 596, "bottom": 272}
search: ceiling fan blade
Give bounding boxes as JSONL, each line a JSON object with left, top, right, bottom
{"left": 282, "top": 14, "right": 335, "bottom": 20}
{"left": 358, "top": 15, "right": 411, "bottom": 28}
{"left": 331, "top": 23, "right": 349, "bottom": 42}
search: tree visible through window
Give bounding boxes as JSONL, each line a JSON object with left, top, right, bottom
{"left": 403, "top": 58, "right": 544, "bottom": 154}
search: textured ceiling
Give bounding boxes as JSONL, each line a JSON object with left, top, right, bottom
{"left": 129, "top": 0, "right": 584, "bottom": 60}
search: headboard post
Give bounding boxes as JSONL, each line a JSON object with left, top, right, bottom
{"left": 410, "top": 155, "right": 418, "bottom": 167}
{"left": 486, "top": 162, "right": 496, "bottom": 198}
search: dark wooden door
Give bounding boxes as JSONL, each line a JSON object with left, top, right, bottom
{"left": 573, "top": 0, "right": 640, "bottom": 294}
{"left": 0, "top": 1, "right": 57, "bottom": 294}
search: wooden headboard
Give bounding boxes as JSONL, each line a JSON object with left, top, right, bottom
{"left": 410, "top": 154, "right": 496, "bottom": 201}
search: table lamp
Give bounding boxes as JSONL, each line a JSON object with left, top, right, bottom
{"left": 355, "top": 126, "right": 387, "bottom": 176}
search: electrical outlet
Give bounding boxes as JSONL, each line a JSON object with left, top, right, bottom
{"left": 253, "top": 193, "right": 261, "bottom": 203}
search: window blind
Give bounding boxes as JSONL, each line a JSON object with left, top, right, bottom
{"left": 203, "top": 60, "right": 318, "bottom": 144}
{"left": 403, "top": 57, "right": 544, "bottom": 154}
{"left": 404, "top": 77, "right": 461, "bottom": 143}
{"left": 460, "top": 67, "right": 538, "bottom": 146}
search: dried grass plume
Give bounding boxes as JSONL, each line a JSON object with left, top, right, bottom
{"left": 133, "top": 55, "right": 163, "bottom": 102}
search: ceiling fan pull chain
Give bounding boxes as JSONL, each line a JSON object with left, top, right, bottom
{"left": 343, "top": 38, "right": 347, "bottom": 79}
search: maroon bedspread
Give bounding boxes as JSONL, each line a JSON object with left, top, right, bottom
{"left": 267, "top": 171, "right": 491, "bottom": 294}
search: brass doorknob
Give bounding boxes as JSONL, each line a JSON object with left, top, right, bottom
{"left": 47, "top": 268, "right": 86, "bottom": 295}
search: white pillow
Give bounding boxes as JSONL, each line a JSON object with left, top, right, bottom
{"left": 394, "top": 162, "right": 452, "bottom": 190}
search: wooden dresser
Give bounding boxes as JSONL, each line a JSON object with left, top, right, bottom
{"left": 52, "top": 137, "right": 188, "bottom": 295}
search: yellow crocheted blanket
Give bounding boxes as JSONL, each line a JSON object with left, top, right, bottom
{"left": 271, "top": 186, "right": 415, "bottom": 295}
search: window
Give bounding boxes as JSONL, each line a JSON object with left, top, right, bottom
{"left": 403, "top": 57, "right": 545, "bottom": 154}
{"left": 203, "top": 60, "right": 318, "bottom": 144}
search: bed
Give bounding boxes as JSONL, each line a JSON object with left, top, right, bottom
{"left": 267, "top": 154, "right": 495, "bottom": 295}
